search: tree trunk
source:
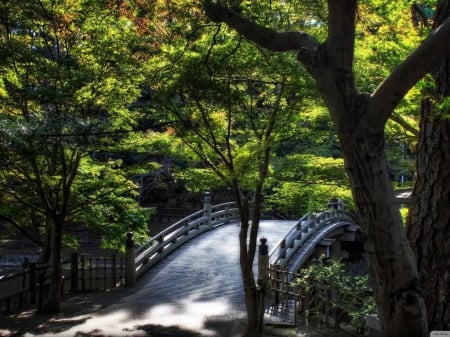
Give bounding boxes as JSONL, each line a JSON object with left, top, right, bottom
{"left": 337, "top": 116, "right": 428, "bottom": 337}
{"left": 407, "top": 98, "right": 450, "bottom": 330}
{"left": 406, "top": 2, "right": 450, "bottom": 330}
{"left": 236, "top": 192, "right": 259, "bottom": 333}
{"left": 44, "top": 219, "right": 63, "bottom": 313}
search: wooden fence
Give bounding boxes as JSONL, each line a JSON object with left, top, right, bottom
{"left": 0, "top": 253, "right": 125, "bottom": 314}
{"left": 267, "top": 265, "right": 369, "bottom": 331}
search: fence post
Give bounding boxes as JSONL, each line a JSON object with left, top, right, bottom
{"left": 257, "top": 238, "right": 269, "bottom": 333}
{"left": 125, "top": 232, "right": 136, "bottom": 286}
{"left": 112, "top": 253, "right": 117, "bottom": 288}
{"left": 308, "top": 213, "right": 316, "bottom": 228}
{"left": 29, "top": 263, "right": 37, "bottom": 305}
{"left": 203, "top": 191, "right": 212, "bottom": 227}
{"left": 71, "top": 253, "right": 79, "bottom": 293}
{"left": 37, "top": 269, "right": 45, "bottom": 313}
{"left": 273, "top": 264, "right": 281, "bottom": 305}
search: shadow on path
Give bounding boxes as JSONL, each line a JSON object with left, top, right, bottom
{"left": 0, "top": 221, "right": 296, "bottom": 337}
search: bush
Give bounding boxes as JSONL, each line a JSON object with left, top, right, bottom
{"left": 293, "top": 255, "right": 376, "bottom": 330}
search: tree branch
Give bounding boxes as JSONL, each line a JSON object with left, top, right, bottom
{"left": 390, "top": 113, "right": 419, "bottom": 137}
{"left": 327, "top": 0, "right": 357, "bottom": 73}
{"left": 369, "top": 17, "right": 450, "bottom": 126}
{"left": 203, "top": 3, "right": 320, "bottom": 52}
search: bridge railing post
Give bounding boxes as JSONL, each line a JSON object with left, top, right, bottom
{"left": 296, "top": 222, "right": 303, "bottom": 240}
{"left": 203, "top": 191, "right": 212, "bottom": 227}
{"left": 308, "top": 213, "right": 316, "bottom": 229}
{"left": 279, "top": 239, "right": 286, "bottom": 259}
{"left": 272, "top": 264, "right": 281, "bottom": 305}
{"left": 125, "top": 232, "right": 136, "bottom": 286}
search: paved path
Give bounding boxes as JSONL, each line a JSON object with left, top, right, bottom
{"left": 17, "top": 220, "right": 296, "bottom": 337}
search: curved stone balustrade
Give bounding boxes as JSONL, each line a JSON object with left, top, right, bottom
{"left": 269, "top": 208, "right": 358, "bottom": 271}
{"left": 135, "top": 201, "right": 239, "bottom": 278}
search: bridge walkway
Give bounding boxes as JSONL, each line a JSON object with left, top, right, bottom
{"left": 134, "top": 219, "right": 296, "bottom": 320}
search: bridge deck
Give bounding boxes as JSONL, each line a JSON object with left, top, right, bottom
{"left": 137, "top": 220, "right": 296, "bottom": 312}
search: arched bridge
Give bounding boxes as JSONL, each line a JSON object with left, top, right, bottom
{"left": 11, "top": 197, "right": 360, "bottom": 336}
{"left": 133, "top": 195, "right": 360, "bottom": 281}
{"left": 269, "top": 207, "right": 359, "bottom": 276}
{"left": 109, "top": 195, "right": 361, "bottom": 333}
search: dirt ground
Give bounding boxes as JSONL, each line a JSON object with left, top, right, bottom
{"left": 0, "top": 289, "right": 361, "bottom": 337}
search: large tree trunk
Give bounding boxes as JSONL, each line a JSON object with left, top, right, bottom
{"left": 407, "top": 98, "right": 450, "bottom": 330}
{"left": 338, "top": 117, "right": 428, "bottom": 337}
{"left": 407, "top": 2, "right": 450, "bottom": 330}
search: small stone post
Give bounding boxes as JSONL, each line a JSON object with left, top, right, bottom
{"left": 125, "top": 232, "right": 136, "bottom": 286}
{"left": 203, "top": 191, "right": 212, "bottom": 227}
{"left": 257, "top": 238, "right": 269, "bottom": 333}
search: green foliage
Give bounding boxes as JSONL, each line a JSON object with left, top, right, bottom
{"left": 400, "top": 206, "right": 409, "bottom": 225}
{"left": 175, "top": 168, "right": 226, "bottom": 192}
{"left": 266, "top": 154, "right": 352, "bottom": 217}
{"left": 0, "top": 0, "right": 152, "bottom": 253}
{"left": 148, "top": 17, "right": 308, "bottom": 195}
{"left": 294, "top": 256, "right": 376, "bottom": 329}
{"left": 354, "top": 0, "right": 422, "bottom": 91}
{"left": 70, "top": 156, "right": 152, "bottom": 251}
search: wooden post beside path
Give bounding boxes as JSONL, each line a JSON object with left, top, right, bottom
{"left": 125, "top": 232, "right": 136, "bottom": 286}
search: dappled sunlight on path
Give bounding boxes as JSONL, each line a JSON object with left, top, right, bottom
{"left": 7, "top": 220, "right": 296, "bottom": 337}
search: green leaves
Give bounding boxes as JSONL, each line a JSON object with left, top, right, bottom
{"left": 0, "top": 0, "right": 152, "bottom": 253}
{"left": 293, "top": 256, "right": 376, "bottom": 329}
{"left": 265, "top": 154, "right": 351, "bottom": 217}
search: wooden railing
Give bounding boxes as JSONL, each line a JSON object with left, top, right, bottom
{"left": 0, "top": 253, "right": 125, "bottom": 314}
{"left": 267, "top": 265, "right": 369, "bottom": 330}
{"left": 0, "top": 262, "right": 51, "bottom": 314}
{"left": 135, "top": 200, "right": 239, "bottom": 278}
{"left": 269, "top": 208, "right": 356, "bottom": 268}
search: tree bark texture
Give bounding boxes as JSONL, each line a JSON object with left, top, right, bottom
{"left": 407, "top": 2, "right": 450, "bottom": 330}
{"left": 44, "top": 218, "right": 64, "bottom": 313}
{"left": 408, "top": 98, "right": 450, "bottom": 330}
{"left": 338, "top": 121, "right": 428, "bottom": 337}
{"left": 235, "top": 188, "right": 258, "bottom": 332}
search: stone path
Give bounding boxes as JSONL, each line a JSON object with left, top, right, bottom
{"left": 8, "top": 220, "right": 296, "bottom": 337}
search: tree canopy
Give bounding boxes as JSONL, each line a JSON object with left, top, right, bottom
{"left": 0, "top": 0, "right": 153, "bottom": 312}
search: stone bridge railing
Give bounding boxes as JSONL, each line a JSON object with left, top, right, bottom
{"left": 133, "top": 192, "right": 239, "bottom": 279}
{"left": 269, "top": 203, "right": 357, "bottom": 268}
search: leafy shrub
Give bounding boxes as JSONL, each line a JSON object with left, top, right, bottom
{"left": 293, "top": 255, "right": 376, "bottom": 330}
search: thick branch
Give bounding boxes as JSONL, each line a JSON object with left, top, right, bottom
{"left": 0, "top": 215, "right": 42, "bottom": 246}
{"left": 327, "top": 0, "right": 357, "bottom": 73}
{"left": 369, "top": 17, "right": 450, "bottom": 125}
{"left": 204, "top": 4, "right": 320, "bottom": 52}
{"left": 390, "top": 113, "right": 420, "bottom": 137}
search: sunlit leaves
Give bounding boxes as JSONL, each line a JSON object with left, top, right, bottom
{"left": 0, "top": 0, "right": 152, "bottom": 252}
{"left": 71, "top": 156, "right": 151, "bottom": 250}
{"left": 175, "top": 168, "right": 225, "bottom": 192}
{"left": 354, "top": 0, "right": 422, "bottom": 92}
{"left": 266, "top": 154, "right": 352, "bottom": 217}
